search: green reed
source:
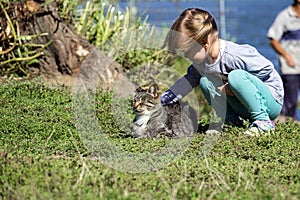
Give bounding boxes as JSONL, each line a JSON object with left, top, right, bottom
{"left": 0, "top": 1, "right": 51, "bottom": 77}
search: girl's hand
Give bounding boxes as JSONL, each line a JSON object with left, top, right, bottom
{"left": 285, "top": 54, "right": 296, "bottom": 68}
{"left": 160, "top": 90, "right": 180, "bottom": 105}
{"left": 218, "top": 83, "right": 234, "bottom": 96}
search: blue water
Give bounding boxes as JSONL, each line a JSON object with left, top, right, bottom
{"left": 118, "top": 0, "right": 300, "bottom": 120}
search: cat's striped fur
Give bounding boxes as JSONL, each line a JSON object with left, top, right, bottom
{"left": 132, "top": 84, "right": 198, "bottom": 138}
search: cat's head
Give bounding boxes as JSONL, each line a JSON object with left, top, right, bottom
{"left": 132, "top": 84, "right": 161, "bottom": 114}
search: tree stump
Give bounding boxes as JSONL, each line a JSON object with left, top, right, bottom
{"left": 1, "top": 0, "right": 125, "bottom": 89}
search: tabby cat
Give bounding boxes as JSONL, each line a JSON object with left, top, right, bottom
{"left": 132, "top": 84, "right": 198, "bottom": 138}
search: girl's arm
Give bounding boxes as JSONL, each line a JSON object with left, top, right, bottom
{"left": 161, "top": 65, "right": 201, "bottom": 105}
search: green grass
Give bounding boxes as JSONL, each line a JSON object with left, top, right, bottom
{"left": 0, "top": 80, "right": 300, "bottom": 200}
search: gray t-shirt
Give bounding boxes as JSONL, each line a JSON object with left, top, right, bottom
{"left": 169, "top": 39, "right": 284, "bottom": 105}
{"left": 267, "top": 6, "right": 300, "bottom": 74}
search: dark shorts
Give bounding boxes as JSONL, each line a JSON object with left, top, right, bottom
{"left": 281, "top": 74, "right": 300, "bottom": 118}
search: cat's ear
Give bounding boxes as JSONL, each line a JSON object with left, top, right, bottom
{"left": 148, "top": 84, "right": 159, "bottom": 98}
{"left": 136, "top": 87, "right": 144, "bottom": 93}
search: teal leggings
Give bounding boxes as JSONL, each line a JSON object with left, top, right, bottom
{"left": 199, "top": 69, "right": 282, "bottom": 122}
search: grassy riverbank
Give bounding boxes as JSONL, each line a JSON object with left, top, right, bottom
{"left": 1, "top": 80, "right": 300, "bottom": 199}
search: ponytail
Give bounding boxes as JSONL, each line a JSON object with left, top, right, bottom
{"left": 164, "top": 8, "right": 218, "bottom": 52}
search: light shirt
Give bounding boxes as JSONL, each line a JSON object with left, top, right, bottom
{"left": 267, "top": 6, "right": 300, "bottom": 74}
{"left": 169, "top": 39, "right": 284, "bottom": 105}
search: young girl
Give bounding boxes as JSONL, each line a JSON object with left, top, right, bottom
{"left": 160, "top": 8, "right": 284, "bottom": 136}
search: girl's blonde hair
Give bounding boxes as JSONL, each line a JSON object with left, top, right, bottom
{"left": 164, "top": 8, "right": 218, "bottom": 53}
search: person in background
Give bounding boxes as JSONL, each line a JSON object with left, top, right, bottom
{"left": 161, "top": 8, "right": 284, "bottom": 136}
{"left": 267, "top": 0, "right": 300, "bottom": 122}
